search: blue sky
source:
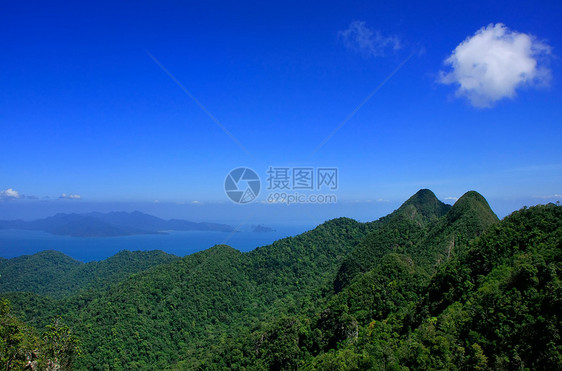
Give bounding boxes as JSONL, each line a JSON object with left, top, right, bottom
{"left": 1, "top": 0, "right": 561, "bottom": 224}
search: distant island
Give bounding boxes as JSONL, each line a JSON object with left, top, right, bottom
{"left": 252, "top": 224, "right": 276, "bottom": 232}
{"left": 0, "top": 211, "right": 234, "bottom": 237}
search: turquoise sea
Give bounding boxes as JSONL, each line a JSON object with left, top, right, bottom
{"left": 0, "top": 225, "right": 313, "bottom": 262}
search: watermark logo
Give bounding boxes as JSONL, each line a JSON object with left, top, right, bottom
{"left": 266, "top": 167, "right": 338, "bottom": 191}
{"left": 267, "top": 192, "right": 337, "bottom": 205}
{"left": 225, "top": 166, "right": 338, "bottom": 205}
{"left": 224, "top": 167, "right": 261, "bottom": 204}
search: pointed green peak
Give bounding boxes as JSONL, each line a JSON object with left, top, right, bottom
{"left": 456, "top": 190, "right": 489, "bottom": 205}
{"left": 447, "top": 190, "right": 499, "bottom": 225}
{"left": 400, "top": 189, "right": 451, "bottom": 219}
{"left": 193, "top": 244, "right": 241, "bottom": 259}
{"left": 208, "top": 244, "right": 239, "bottom": 253}
{"left": 406, "top": 189, "right": 437, "bottom": 202}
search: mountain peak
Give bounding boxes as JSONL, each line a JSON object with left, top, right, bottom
{"left": 456, "top": 190, "right": 488, "bottom": 204}
{"left": 400, "top": 189, "right": 451, "bottom": 220}
{"left": 412, "top": 188, "right": 436, "bottom": 198}
{"left": 447, "top": 190, "right": 498, "bottom": 225}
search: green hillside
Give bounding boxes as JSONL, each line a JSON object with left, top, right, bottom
{"left": 1, "top": 190, "right": 560, "bottom": 370}
{"left": 0, "top": 250, "right": 179, "bottom": 298}
{"left": 3, "top": 216, "right": 372, "bottom": 369}
{"left": 208, "top": 202, "right": 559, "bottom": 370}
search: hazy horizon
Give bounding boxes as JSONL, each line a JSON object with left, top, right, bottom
{"left": 0, "top": 190, "right": 556, "bottom": 226}
{"left": 1, "top": 1, "right": 561, "bottom": 227}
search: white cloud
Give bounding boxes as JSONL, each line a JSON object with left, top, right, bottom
{"left": 439, "top": 23, "right": 551, "bottom": 108}
{"left": 0, "top": 188, "right": 20, "bottom": 199}
{"left": 533, "top": 194, "right": 562, "bottom": 199}
{"left": 339, "top": 21, "right": 400, "bottom": 57}
{"left": 444, "top": 196, "right": 459, "bottom": 202}
{"left": 60, "top": 193, "right": 81, "bottom": 200}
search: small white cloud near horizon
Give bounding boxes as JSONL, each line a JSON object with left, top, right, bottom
{"left": 60, "top": 193, "right": 81, "bottom": 200}
{"left": 533, "top": 194, "right": 562, "bottom": 199}
{"left": 0, "top": 188, "right": 21, "bottom": 199}
{"left": 439, "top": 23, "right": 552, "bottom": 108}
{"left": 444, "top": 196, "right": 459, "bottom": 202}
{"left": 339, "top": 21, "right": 401, "bottom": 57}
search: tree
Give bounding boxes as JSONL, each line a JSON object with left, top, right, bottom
{"left": 42, "top": 317, "right": 81, "bottom": 370}
{"left": 0, "top": 299, "right": 39, "bottom": 370}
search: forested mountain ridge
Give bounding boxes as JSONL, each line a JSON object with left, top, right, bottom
{"left": 2, "top": 216, "right": 374, "bottom": 369}
{"left": 72, "top": 217, "right": 375, "bottom": 369}
{"left": 333, "top": 189, "right": 450, "bottom": 292}
{"left": 333, "top": 189, "right": 497, "bottom": 293}
{"left": 0, "top": 251, "right": 81, "bottom": 296}
{"left": 203, "top": 203, "right": 560, "bottom": 370}
{"left": 0, "top": 250, "right": 179, "bottom": 298}
{"left": 1, "top": 190, "right": 560, "bottom": 370}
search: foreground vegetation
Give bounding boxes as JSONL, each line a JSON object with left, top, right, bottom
{"left": 1, "top": 190, "right": 560, "bottom": 369}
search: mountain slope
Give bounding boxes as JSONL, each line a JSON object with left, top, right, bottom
{"left": 334, "top": 190, "right": 497, "bottom": 293}
{"left": 0, "top": 251, "right": 81, "bottom": 295}
{"left": 396, "top": 203, "right": 562, "bottom": 369}
{"left": 334, "top": 189, "right": 452, "bottom": 292}
{"left": 411, "top": 190, "right": 499, "bottom": 269}
{"left": 206, "top": 204, "right": 559, "bottom": 370}
{"left": 58, "top": 190, "right": 489, "bottom": 369}
{"left": 0, "top": 250, "right": 179, "bottom": 298}
{"left": 4, "top": 190, "right": 551, "bottom": 370}
{"left": 14, "top": 216, "right": 373, "bottom": 369}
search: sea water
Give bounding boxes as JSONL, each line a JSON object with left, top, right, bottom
{"left": 0, "top": 225, "right": 313, "bottom": 262}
